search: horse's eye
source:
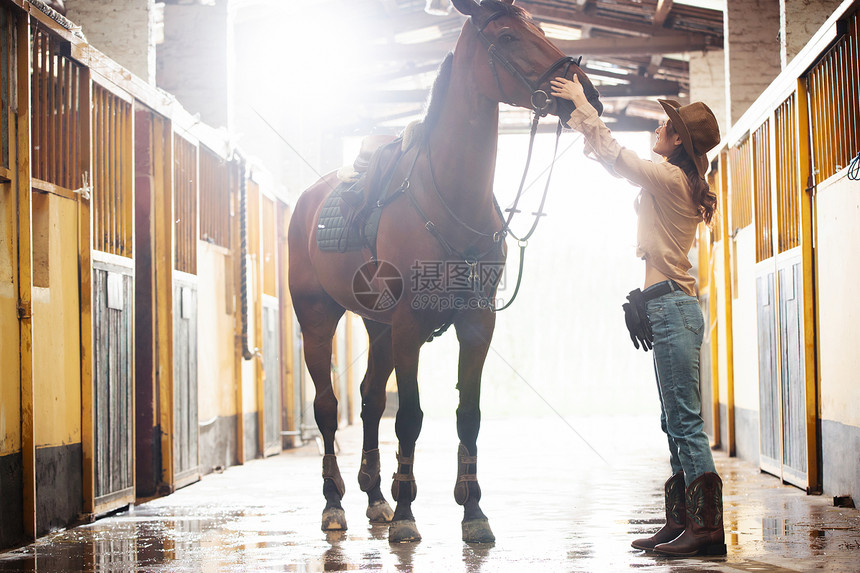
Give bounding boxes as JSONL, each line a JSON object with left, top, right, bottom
{"left": 498, "top": 33, "right": 516, "bottom": 44}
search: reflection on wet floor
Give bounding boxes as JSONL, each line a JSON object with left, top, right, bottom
{"left": 1, "top": 417, "right": 858, "bottom": 572}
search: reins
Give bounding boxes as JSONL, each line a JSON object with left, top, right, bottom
{"left": 473, "top": 12, "right": 582, "bottom": 311}
{"left": 395, "top": 9, "right": 586, "bottom": 313}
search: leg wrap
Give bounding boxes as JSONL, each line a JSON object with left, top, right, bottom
{"left": 391, "top": 450, "right": 417, "bottom": 502}
{"left": 322, "top": 454, "right": 346, "bottom": 498}
{"left": 358, "top": 448, "right": 381, "bottom": 492}
{"left": 454, "top": 443, "right": 480, "bottom": 505}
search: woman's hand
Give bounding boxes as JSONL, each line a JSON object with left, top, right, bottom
{"left": 550, "top": 75, "right": 589, "bottom": 108}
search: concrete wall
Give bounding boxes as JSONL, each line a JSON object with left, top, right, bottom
{"left": 724, "top": 0, "right": 782, "bottom": 126}
{"left": 690, "top": 49, "right": 728, "bottom": 138}
{"left": 157, "top": 1, "right": 230, "bottom": 129}
{"left": 815, "top": 170, "right": 860, "bottom": 502}
{"left": 65, "top": 0, "right": 155, "bottom": 84}
{"left": 781, "top": 0, "right": 844, "bottom": 67}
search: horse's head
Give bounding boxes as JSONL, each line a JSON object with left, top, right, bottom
{"left": 451, "top": 0, "right": 603, "bottom": 120}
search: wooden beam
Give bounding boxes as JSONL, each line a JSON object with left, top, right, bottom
{"left": 354, "top": 89, "right": 429, "bottom": 104}
{"left": 16, "top": 9, "right": 36, "bottom": 541}
{"left": 795, "top": 77, "right": 820, "bottom": 494}
{"left": 600, "top": 114, "right": 660, "bottom": 132}
{"left": 554, "top": 33, "right": 715, "bottom": 56}
{"left": 654, "top": 0, "right": 674, "bottom": 28}
{"left": 598, "top": 79, "right": 681, "bottom": 98}
{"left": 366, "top": 41, "right": 452, "bottom": 64}
{"left": 354, "top": 74, "right": 680, "bottom": 105}
{"left": 519, "top": 0, "right": 712, "bottom": 39}
{"left": 369, "top": 61, "right": 443, "bottom": 84}
{"left": 718, "top": 151, "right": 734, "bottom": 455}
{"left": 646, "top": 55, "right": 664, "bottom": 77}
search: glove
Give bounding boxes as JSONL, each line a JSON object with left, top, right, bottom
{"left": 623, "top": 289, "right": 653, "bottom": 352}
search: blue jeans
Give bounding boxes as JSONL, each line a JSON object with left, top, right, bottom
{"left": 645, "top": 282, "right": 716, "bottom": 486}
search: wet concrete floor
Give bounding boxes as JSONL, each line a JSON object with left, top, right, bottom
{"left": 1, "top": 416, "right": 859, "bottom": 572}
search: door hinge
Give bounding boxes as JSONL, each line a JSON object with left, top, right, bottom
{"left": 17, "top": 300, "right": 31, "bottom": 320}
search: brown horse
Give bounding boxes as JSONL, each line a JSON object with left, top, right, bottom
{"left": 288, "top": 0, "right": 602, "bottom": 543}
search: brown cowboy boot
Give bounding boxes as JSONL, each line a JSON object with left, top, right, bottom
{"left": 631, "top": 471, "right": 685, "bottom": 551}
{"left": 654, "top": 472, "right": 727, "bottom": 556}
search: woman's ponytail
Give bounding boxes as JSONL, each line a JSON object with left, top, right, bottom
{"left": 667, "top": 146, "right": 717, "bottom": 226}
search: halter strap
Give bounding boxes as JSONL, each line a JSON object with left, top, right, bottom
{"left": 473, "top": 13, "right": 579, "bottom": 116}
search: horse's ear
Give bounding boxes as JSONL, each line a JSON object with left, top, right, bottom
{"left": 450, "top": 0, "right": 480, "bottom": 16}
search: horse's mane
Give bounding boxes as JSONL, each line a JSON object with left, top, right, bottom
{"left": 421, "top": 52, "right": 454, "bottom": 138}
{"left": 419, "top": 2, "right": 532, "bottom": 140}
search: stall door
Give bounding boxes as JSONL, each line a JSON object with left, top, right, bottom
{"left": 173, "top": 275, "right": 199, "bottom": 486}
{"left": 752, "top": 96, "right": 815, "bottom": 489}
{"left": 262, "top": 296, "right": 281, "bottom": 456}
{"left": 92, "top": 260, "right": 135, "bottom": 509}
{"left": 91, "top": 82, "right": 136, "bottom": 512}
{"left": 172, "top": 135, "right": 200, "bottom": 487}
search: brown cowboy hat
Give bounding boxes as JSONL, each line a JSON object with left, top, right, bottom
{"left": 658, "top": 99, "right": 720, "bottom": 177}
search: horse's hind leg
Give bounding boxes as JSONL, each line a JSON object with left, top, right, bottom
{"left": 357, "top": 319, "right": 395, "bottom": 524}
{"left": 454, "top": 313, "right": 496, "bottom": 543}
{"left": 293, "top": 293, "right": 347, "bottom": 531}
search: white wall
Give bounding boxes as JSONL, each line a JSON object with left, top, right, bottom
{"left": 731, "top": 228, "right": 760, "bottom": 412}
{"left": 197, "top": 244, "right": 237, "bottom": 422}
{"left": 815, "top": 171, "right": 860, "bottom": 428}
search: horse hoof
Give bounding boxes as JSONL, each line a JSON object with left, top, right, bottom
{"left": 321, "top": 507, "right": 348, "bottom": 531}
{"left": 462, "top": 518, "right": 495, "bottom": 543}
{"left": 389, "top": 520, "right": 422, "bottom": 543}
{"left": 366, "top": 500, "right": 394, "bottom": 523}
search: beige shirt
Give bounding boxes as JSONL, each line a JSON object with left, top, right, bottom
{"left": 567, "top": 105, "right": 701, "bottom": 296}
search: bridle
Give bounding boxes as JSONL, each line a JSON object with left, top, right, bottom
{"left": 474, "top": 11, "right": 582, "bottom": 116}
{"left": 471, "top": 11, "right": 584, "bottom": 310}
{"left": 398, "top": 9, "right": 591, "bottom": 316}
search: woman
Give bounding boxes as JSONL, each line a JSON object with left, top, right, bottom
{"left": 551, "top": 75, "right": 726, "bottom": 557}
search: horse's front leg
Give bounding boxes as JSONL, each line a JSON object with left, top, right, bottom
{"left": 388, "top": 320, "right": 425, "bottom": 543}
{"left": 454, "top": 311, "right": 496, "bottom": 543}
{"left": 358, "top": 319, "right": 395, "bottom": 524}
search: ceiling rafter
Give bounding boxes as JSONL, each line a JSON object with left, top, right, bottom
{"left": 352, "top": 0, "right": 724, "bottom": 129}
{"left": 654, "top": 0, "right": 674, "bottom": 28}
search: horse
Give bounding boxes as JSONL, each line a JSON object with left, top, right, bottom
{"left": 288, "top": 0, "right": 602, "bottom": 543}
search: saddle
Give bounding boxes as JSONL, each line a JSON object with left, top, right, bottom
{"left": 316, "top": 132, "right": 414, "bottom": 255}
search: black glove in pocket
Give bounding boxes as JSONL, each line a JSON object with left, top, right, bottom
{"left": 622, "top": 289, "right": 653, "bottom": 352}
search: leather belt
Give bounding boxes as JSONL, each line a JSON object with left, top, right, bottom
{"left": 642, "top": 280, "right": 682, "bottom": 302}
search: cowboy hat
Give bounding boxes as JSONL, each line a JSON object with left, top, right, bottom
{"left": 658, "top": 99, "right": 720, "bottom": 177}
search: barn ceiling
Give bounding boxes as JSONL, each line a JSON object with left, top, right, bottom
{"left": 341, "top": 0, "right": 724, "bottom": 134}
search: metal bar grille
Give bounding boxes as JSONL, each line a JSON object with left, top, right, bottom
{"left": 808, "top": 8, "right": 860, "bottom": 182}
{"left": 92, "top": 84, "right": 132, "bottom": 257}
{"left": 30, "top": 25, "right": 82, "bottom": 190}
{"left": 775, "top": 94, "right": 800, "bottom": 253}
{"left": 728, "top": 137, "right": 752, "bottom": 232}
{"left": 753, "top": 121, "right": 773, "bottom": 263}
{"left": 173, "top": 134, "right": 198, "bottom": 274}
{"left": 199, "top": 145, "right": 231, "bottom": 249}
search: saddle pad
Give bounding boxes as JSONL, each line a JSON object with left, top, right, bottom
{"left": 316, "top": 183, "right": 384, "bottom": 253}
{"left": 316, "top": 183, "right": 364, "bottom": 252}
